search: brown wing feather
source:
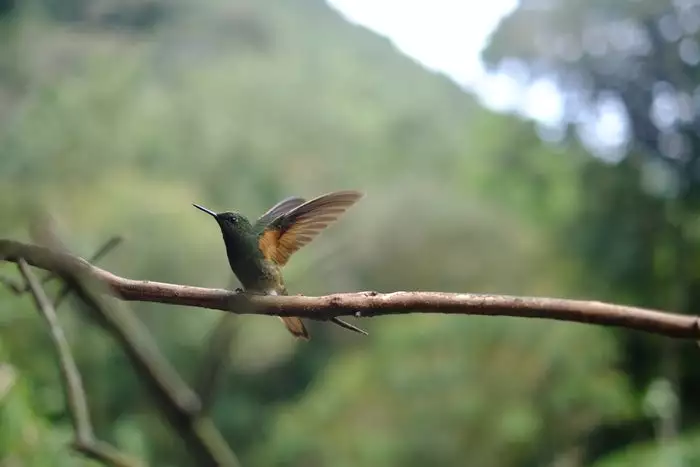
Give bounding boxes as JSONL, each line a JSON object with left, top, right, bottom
{"left": 255, "top": 196, "right": 306, "bottom": 228}
{"left": 258, "top": 190, "right": 363, "bottom": 266}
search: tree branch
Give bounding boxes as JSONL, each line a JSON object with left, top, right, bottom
{"left": 51, "top": 236, "right": 123, "bottom": 309}
{"left": 0, "top": 273, "right": 23, "bottom": 293}
{"left": 8, "top": 231, "right": 240, "bottom": 466}
{"left": 195, "top": 313, "right": 239, "bottom": 415}
{"left": 2, "top": 239, "right": 699, "bottom": 340}
{"left": 0, "top": 236, "right": 122, "bottom": 300}
{"left": 72, "top": 280, "right": 240, "bottom": 466}
{"left": 193, "top": 275, "right": 241, "bottom": 415}
{"left": 17, "top": 259, "right": 143, "bottom": 467}
{"left": 44, "top": 258, "right": 241, "bottom": 467}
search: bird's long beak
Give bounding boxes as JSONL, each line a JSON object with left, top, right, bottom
{"left": 192, "top": 203, "right": 218, "bottom": 218}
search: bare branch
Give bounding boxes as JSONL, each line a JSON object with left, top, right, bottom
{"left": 195, "top": 314, "right": 238, "bottom": 414}
{"left": 2, "top": 239, "right": 699, "bottom": 341}
{"left": 74, "top": 442, "right": 143, "bottom": 467}
{"left": 88, "top": 236, "right": 125, "bottom": 263}
{"left": 17, "top": 259, "right": 92, "bottom": 439}
{"left": 195, "top": 297, "right": 365, "bottom": 415}
{"left": 11, "top": 226, "right": 242, "bottom": 467}
{"left": 48, "top": 261, "right": 241, "bottom": 467}
{"left": 0, "top": 236, "right": 123, "bottom": 299}
{"left": 0, "top": 274, "right": 23, "bottom": 293}
{"left": 194, "top": 275, "right": 242, "bottom": 414}
{"left": 17, "top": 259, "right": 143, "bottom": 467}
{"left": 52, "top": 236, "right": 123, "bottom": 309}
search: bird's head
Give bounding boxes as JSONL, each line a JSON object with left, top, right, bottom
{"left": 192, "top": 204, "right": 253, "bottom": 238}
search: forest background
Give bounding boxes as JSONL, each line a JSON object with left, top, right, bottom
{"left": 2, "top": 0, "right": 699, "bottom": 466}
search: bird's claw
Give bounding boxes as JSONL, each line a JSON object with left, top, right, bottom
{"left": 234, "top": 288, "right": 267, "bottom": 296}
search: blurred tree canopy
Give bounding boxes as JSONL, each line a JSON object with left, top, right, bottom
{"left": 485, "top": 0, "right": 700, "bottom": 464}
{"left": 0, "top": 0, "right": 698, "bottom": 466}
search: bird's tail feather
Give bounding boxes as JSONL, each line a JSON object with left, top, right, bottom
{"left": 330, "top": 317, "right": 368, "bottom": 335}
{"left": 280, "top": 317, "right": 310, "bottom": 340}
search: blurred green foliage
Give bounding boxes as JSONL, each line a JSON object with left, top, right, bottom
{"left": 485, "top": 0, "right": 700, "bottom": 465}
{"left": 0, "top": 0, "right": 695, "bottom": 465}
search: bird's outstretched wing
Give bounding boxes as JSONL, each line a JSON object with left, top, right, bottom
{"left": 258, "top": 190, "right": 363, "bottom": 266}
{"left": 255, "top": 196, "right": 306, "bottom": 229}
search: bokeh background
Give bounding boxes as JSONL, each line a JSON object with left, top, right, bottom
{"left": 2, "top": 0, "right": 700, "bottom": 465}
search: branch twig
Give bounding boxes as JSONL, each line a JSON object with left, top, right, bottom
{"left": 66, "top": 274, "right": 240, "bottom": 466}
{"left": 193, "top": 275, "right": 242, "bottom": 414}
{"left": 52, "top": 236, "right": 123, "bottom": 309}
{"left": 195, "top": 313, "right": 238, "bottom": 414}
{"left": 0, "top": 274, "right": 23, "bottom": 293}
{"left": 36, "top": 252, "right": 241, "bottom": 466}
{"left": 0, "top": 236, "right": 122, "bottom": 299}
{"left": 11, "top": 223, "right": 240, "bottom": 466}
{"left": 17, "top": 259, "right": 143, "bottom": 467}
{"left": 2, "top": 239, "right": 699, "bottom": 340}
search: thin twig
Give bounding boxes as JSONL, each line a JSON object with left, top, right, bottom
{"left": 17, "top": 259, "right": 92, "bottom": 439}
{"left": 193, "top": 275, "right": 241, "bottom": 415}
{"left": 1, "top": 239, "right": 699, "bottom": 340}
{"left": 17, "top": 259, "right": 142, "bottom": 467}
{"left": 0, "top": 274, "right": 23, "bottom": 293}
{"left": 195, "top": 313, "right": 238, "bottom": 414}
{"left": 195, "top": 295, "right": 364, "bottom": 414}
{"left": 18, "top": 229, "right": 241, "bottom": 467}
{"left": 88, "top": 237, "right": 125, "bottom": 263}
{"left": 52, "top": 236, "right": 123, "bottom": 308}
{"left": 0, "top": 236, "right": 122, "bottom": 298}
{"left": 58, "top": 268, "right": 241, "bottom": 466}
{"left": 193, "top": 275, "right": 241, "bottom": 414}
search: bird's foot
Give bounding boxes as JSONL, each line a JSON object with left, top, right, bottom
{"left": 234, "top": 288, "right": 268, "bottom": 296}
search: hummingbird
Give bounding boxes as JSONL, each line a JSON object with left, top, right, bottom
{"left": 193, "top": 190, "right": 366, "bottom": 340}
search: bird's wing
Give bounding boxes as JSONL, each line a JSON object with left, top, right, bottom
{"left": 258, "top": 190, "right": 363, "bottom": 266}
{"left": 254, "top": 196, "right": 307, "bottom": 229}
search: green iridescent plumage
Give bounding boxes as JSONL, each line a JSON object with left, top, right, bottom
{"left": 193, "top": 190, "right": 366, "bottom": 339}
